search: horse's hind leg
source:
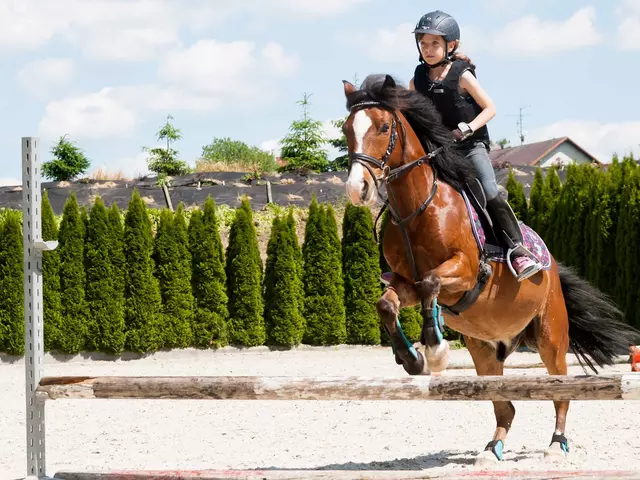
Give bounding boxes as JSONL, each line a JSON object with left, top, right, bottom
{"left": 536, "top": 293, "right": 571, "bottom": 461}
{"left": 464, "top": 335, "right": 516, "bottom": 467}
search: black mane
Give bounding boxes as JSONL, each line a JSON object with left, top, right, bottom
{"left": 345, "top": 74, "right": 477, "bottom": 192}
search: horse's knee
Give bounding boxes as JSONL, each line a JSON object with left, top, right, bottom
{"left": 415, "top": 273, "right": 441, "bottom": 299}
{"left": 376, "top": 296, "right": 398, "bottom": 320}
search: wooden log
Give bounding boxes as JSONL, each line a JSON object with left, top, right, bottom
{"left": 37, "top": 374, "right": 640, "bottom": 401}
{"left": 50, "top": 468, "right": 640, "bottom": 480}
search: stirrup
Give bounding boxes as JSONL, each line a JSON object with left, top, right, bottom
{"left": 506, "top": 245, "right": 542, "bottom": 282}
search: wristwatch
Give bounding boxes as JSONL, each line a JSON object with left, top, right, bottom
{"left": 457, "top": 122, "right": 473, "bottom": 136}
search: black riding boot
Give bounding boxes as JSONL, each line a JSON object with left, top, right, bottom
{"left": 486, "top": 196, "right": 541, "bottom": 281}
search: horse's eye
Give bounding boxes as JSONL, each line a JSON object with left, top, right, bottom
{"left": 380, "top": 123, "right": 390, "bottom": 133}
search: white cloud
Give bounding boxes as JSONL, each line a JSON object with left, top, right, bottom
{"left": 358, "top": 22, "right": 417, "bottom": 64}
{"left": 487, "top": 7, "right": 603, "bottom": 57}
{"left": 159, "top": 39, "right": 298, "bottom": 97}
{"left": 17, "top": 58, "right": 75, "bottom": 99}
{"left": 39, "top": 87, "right": 138, "bottom": 140}
{"left": 616, "top": 0, "right": 640, "bottom": 50}
{"left": 37, "top": 39, "right": 297, "bottom": 140}
{"left": 260, "top": 0, "right": 371, "bottom": 18}
{"left": 525, "top": 119, "right": 640, "bottom": 162}
{"left": 0, "top": 0, "right": 370, "bottom": 59}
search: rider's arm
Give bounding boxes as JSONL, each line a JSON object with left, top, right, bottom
{"left": 409, "top": 77, "right": 415, "bottom": 90}
{"left": 459, "top": 70, "right": 496, "bottom": 133}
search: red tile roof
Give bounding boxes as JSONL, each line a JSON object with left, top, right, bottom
{"left": 489, "top": 137, "right": 602, "bottom": 167}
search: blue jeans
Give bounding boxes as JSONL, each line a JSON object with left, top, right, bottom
{"left": 458, "top": 141, "right": 499, "bottom": 200}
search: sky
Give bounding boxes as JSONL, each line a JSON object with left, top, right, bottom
{"left": 0, "top": 0, "right": 639, "bottom": 186}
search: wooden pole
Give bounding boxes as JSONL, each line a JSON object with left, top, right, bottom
{"left": 37, "top": 374, "right": 640, "bottom": 402}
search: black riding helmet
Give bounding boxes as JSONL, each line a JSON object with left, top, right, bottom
{"left": 413, "top": 10, "right": 460, "bottom": 66}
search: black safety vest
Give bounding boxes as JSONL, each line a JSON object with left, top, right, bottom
{"left": 413, "top": 60, "right": 491, "bottom": 147}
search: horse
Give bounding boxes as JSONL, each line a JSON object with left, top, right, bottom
{"left": 340, "top": 73, "right": 640, "bottom": 465}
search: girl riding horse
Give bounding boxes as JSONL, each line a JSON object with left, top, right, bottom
{"left": 410, "top": 10, "right": 542, "bottom": 282}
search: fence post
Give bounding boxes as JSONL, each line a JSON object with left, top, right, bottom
{"left": 22, "top": 137, "right": 57, "bottom": 479}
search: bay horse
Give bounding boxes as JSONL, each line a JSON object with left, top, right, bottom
{"left": 341, "top": 74, "right": 640, "bottom": 465}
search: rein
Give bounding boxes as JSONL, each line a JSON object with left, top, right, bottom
{"left": 348, "top": 100, "right": 443, "bottom": 285}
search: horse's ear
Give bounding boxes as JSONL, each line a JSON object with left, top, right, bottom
{"left": 343, "top": 80, "right": 356, "bottom": 96}
{"left": 383, "top": 74, "right": 396, "bottom": 89}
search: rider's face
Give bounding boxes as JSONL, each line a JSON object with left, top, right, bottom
{"left": 418, "top": 34, "right": 452, "bottom": 65}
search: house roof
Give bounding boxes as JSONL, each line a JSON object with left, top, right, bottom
{"left": 489, "top": 137, "right": 602, "bottom": 167}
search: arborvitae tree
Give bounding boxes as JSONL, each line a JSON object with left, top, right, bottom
{"left": 377, "top": 208, "right": 422, "bottom": 344}
{"left": 41, "top": 190, "right": 63, "bottom": 352}
{"left": 0, "top": 210, "right": 24, "bottom": 355}
{"left": 225, "top": 198, "right": 265, "bottom": 346}
{"left": 615, "top": 164, "right": 640, "bottom": 326}
{"left": 84, "top": 197, "right": 125, "bottom": 354}
{"left": 123, "top": 189, "right": 163, "bottom": 353}
{"left": 301, "top": 198, "right": 347, "bottom": 345}
{"left": 527, "top": 168, "right": 545, "bottom": 234}
{"left": 324, "top": 204, "right": 347, "bottom": 343}
{"left": 57, "top": 193, "right": 88, "bottom": 353}
{"left": 108, "top": 203, "right": 125, "bottom": 309}
{"left": 505, "top": 169, "right": 528, "bottom": 223}
{"left": 342, "top": 203, "right": 381, "bottom": 344}
{"left": 583, "top": 171, "right": 604, "bottom": 284}
{"left": 263, "top": 215, "right": 304, "bottom": 346}
{"left": 188, "top": 197, "right": 228, "bottom": 348}
{"left": 153, "top": 206, "right": 194, "bottom": 348}
{"left": 285, "top": 208, "right": 305, "bottom": 316}
{"left": 543, "top": 166, "right": 562, "bottom": 238}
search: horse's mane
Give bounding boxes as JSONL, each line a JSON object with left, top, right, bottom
{"left": 345, "top": 74, "right": 477, "bottom": 192}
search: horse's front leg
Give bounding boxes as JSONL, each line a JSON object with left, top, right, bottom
{"left": 377, "top": 273, "right": 427, "bottom": 376}
{"left": 416, "top": 252, "right": 476, "bottom": 373}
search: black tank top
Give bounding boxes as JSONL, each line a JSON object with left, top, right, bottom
{"left": 413, "top": 60, "right": 491, "bottom": 147}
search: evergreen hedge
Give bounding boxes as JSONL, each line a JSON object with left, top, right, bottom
{"left": 0, "top": 210, "right": 24, "bottom": 355}
{"left": 123, "top": 189, "right": 163, "bottom": 353}
{"left": 85, "top": 196, "right": 126, "bottom": 354}
{"left": 301, "top": 197, "right": 347, "bottom": 345}
{"left": 342, "top": 203, "right": 381, "bottom": 344}
{"left": 225, "top": 198, "right": 265, "bottom": 346}
{"left": 153, "top": 205, "right": 194, "bottom": 348}
{"left": 42, "top": 190, "right": 63, "bottom": 352}
{"left": 188, "top": 196, "right": 228, "bottom": 348}
{"left": 2, "top": 158, "right": 640, "bottom": 355}
{"left": 57, "top": 193, "right": 88, "bottom": 354}
{"left": 263, "top": 213, "right": 304, "bottom": 346}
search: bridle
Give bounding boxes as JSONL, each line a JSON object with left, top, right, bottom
{"left": 347, "top": 99, "right": 444, "bottom": 285}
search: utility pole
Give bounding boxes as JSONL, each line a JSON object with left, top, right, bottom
{"left": 514, "top": 105, "right": 530, "bottom": 145}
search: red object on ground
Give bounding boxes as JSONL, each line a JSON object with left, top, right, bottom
{"left": 631, "top": 345, "right": 640, "bottom": 372}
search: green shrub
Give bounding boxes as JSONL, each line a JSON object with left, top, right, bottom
{"left": 188, "top": 197, "right": 228, "bottom": 348}
{"left": 123, "top": 189, "right": 163, "bottom": 353}
{"left": 263, "top": 215, "right": 304, "bottom": 346}
{"left": 84, "top": 197, "right": 125, "bottom": 354}
{"left": 57, "top": 193, "right": 88, "bottom": 354}
{"left": 41, "top": 190, "right": 63, "bottom": 352}
{"left": 153, "top": 205, "right": 194, "bottom": 348}
{"left": 225, "top": 198, "right": 265, "bottom": 346}
{"left": 342, "top": 203, "right": 381, "bottom": 344}
{"left": 302, "top": 197, "right": 347, "bottom": 345}
{"left": 0, "top": 210, "right": 24, "bottom": 355}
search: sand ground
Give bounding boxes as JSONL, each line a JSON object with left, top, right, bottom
{"left": 1, "top": 345, "right": 638, "bottom": 479}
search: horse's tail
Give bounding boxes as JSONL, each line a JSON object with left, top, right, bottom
{"left": 558, "top": 263, "right": 640, "bottom": 374}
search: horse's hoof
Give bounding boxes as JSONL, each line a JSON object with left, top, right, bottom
{"left": 474, "top": 449, "right": 500, "bottom": 467}
{"left": 401, "top": 349, "right": 426, "bottom": 376}
{"left": 425, "top": 340, "right": 450, "bottom": 373}
{"left": 544, "top": 442, "right": 567, "bottom": 462}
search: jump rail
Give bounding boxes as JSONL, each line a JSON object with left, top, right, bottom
{"left": 37, "top": 374, "right": 640, "bottom": 402}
